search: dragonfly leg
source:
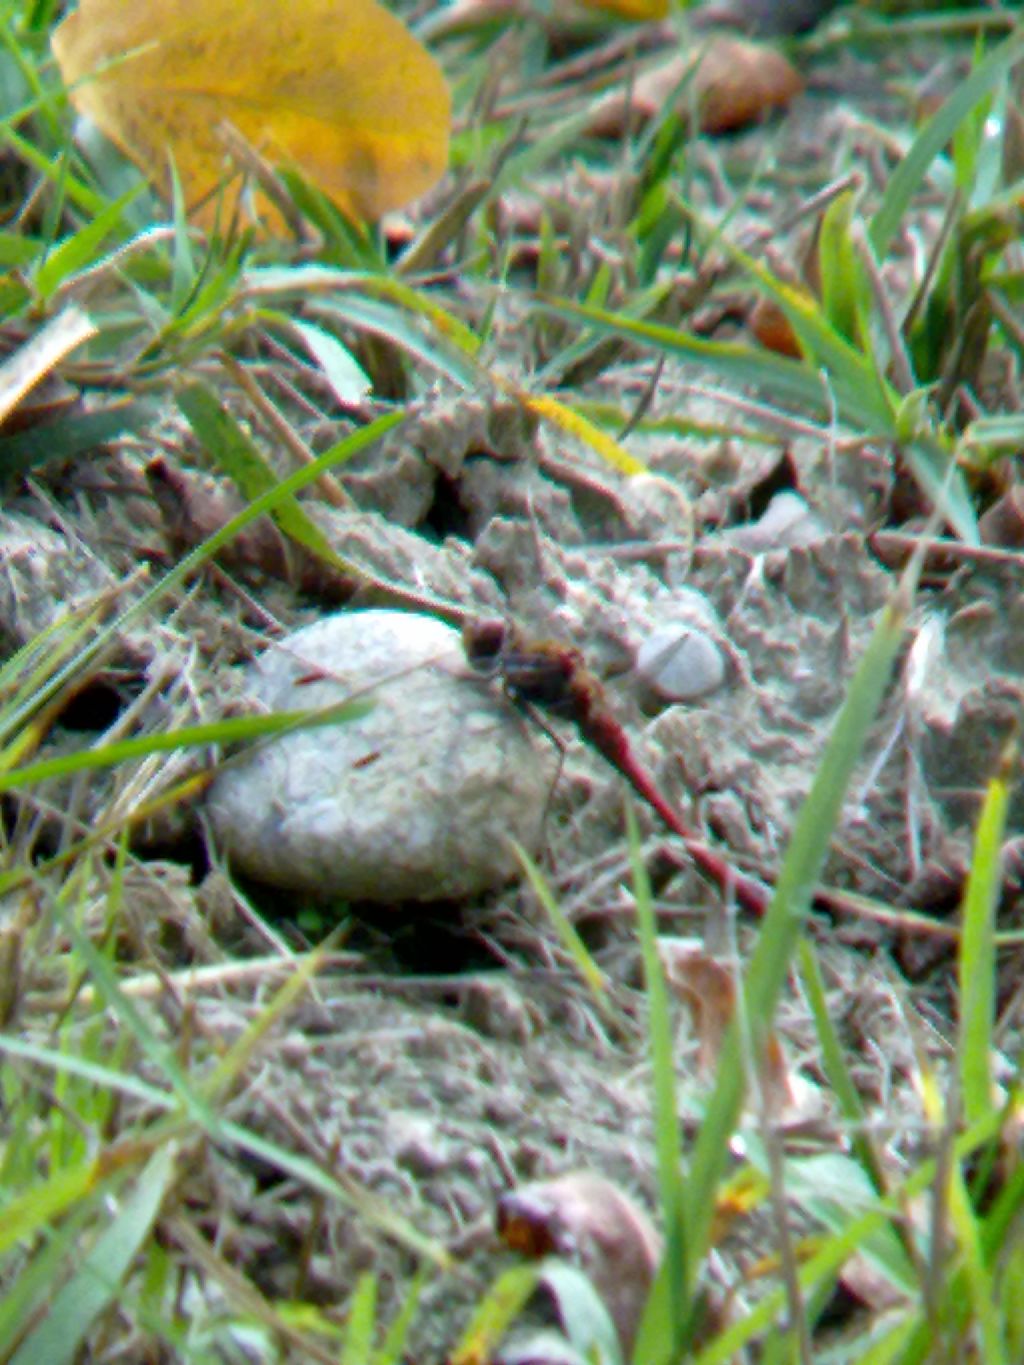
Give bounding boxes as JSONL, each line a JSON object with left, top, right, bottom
{"left": 517, "top": 696, "right": 568, "bottom": 858}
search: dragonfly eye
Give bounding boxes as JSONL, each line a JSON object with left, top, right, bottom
{"left": 462, "top": 618, "right": 508, "bottom": 672}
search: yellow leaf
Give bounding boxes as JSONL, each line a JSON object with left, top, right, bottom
{"left": 51, "top": 0, "right": 450, "bottom": 228}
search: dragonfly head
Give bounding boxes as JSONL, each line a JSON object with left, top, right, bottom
{"left": 462, "top": 617, "right": 508, "bottom": 674}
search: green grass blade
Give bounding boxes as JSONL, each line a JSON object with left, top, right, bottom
{"left": 491, "top": 105, "right": 605, "bottom": 199}
{"left": 34, "top": 184, "right": 147, "bottom": 298}
{"left": 116, "top": 410, "right": 403, "bottom": 632}
{"left": 342, "top": 1273, "right": 378, "bottom": 1365}
{"left": 177, "top": 379, "right": 366, "bottom": 577}
{"left": 0, "top": 120, "right": 109, "bottom": 220}
{"left": 904, "top": 428, "right": 977, "bottom": 545}
{"left": 870, "top": 26, "right": 1024, "bottom": 259}
{"left": 513, "top": 840, "right": 615, "bottom": 1013}
{"left": 0, "top": 1035, "right": 172, "bottom": 1109}
{"left": 9, "top": 1143, "right": 178, "bottom": 1365}
{"left": 0, "top": 704, "right": 368, "bottom": 792}
{"left": 0, "top": 1151, "right": 130, "bottom": 1258}
{"left": 947, "top": 1165, "right": 1005, "bottom": 1365}
{"left": 0, "top": 1032, "right": 448, "bottom": 1268}
{"left": 244, "top": 263, "right": 452, "bottom": 324}
{"left": 0, "top": 399, "right": 156, "bottom": 478}
{"left": 373, "top": 1268, "right": 427, "bottom": 1365}
{"left": 543, "top": 1261, "right": 623, "bottom": 1365}
{"left": 52, "top": 866, "right": 224, "bottom": 1138}
{"left": 819, "top": 188, "right": 864, "bottom": 347}
{"left": 0, "top": 1204, "right": 97, "bottom": 1357}
{"left": 798, "top": 940, "right": 890, "bottom": 1200}
{"left": 681, "top": 554, "right": 922, "bottom": 1299}
{"left": 308, "top": 296, "right": 481, "bottom": 390}
{"left": 983, "top": 1135, "right": 1024, "bottom": 1267}
{"left": 210, "top": 1117, "right": 450, "bottom": 1268}
{"left": 629, "top": 806, "right": 688, "bottom": 1364}
{"left": 291, "top": 318, "right": 371, "bottom": 403}
{"left": 0, "top": 593, "right": 114, "bottom": 736}
{"left": 691, "top": 1114, "right": 1012, "bottom": 1365}
{"left": 357, "top": 275, "right": 483, "bottom": 357}
{"left": 999, "top": 1232, "right": 1024, "bottom": 1363}
{"left": 702, "top": 225, "right": 898, "bottom": 430}
{"left": 203, "top": 929, "right": 346, "bottom": 1100}
{"left": 543, "top": 299, "right": 846, "bottom": 421}
{"left": 449, "top": 1264, "right": 544, "bottom": 1364}
{"left": 958, "top": 734, "right": 1015, "bottom": 1126}
{"left": 0, "top": 410, "right": 403, "bottom": 746}
{"left": 541, "top": 299, "right": 977, "bottom": 542}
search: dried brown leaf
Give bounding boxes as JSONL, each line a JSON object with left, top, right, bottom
{"left": 589, "top": 36, "right": 802, "bottom": 138}
{"left": 496, "top": 1171, "right": 660, "bottom": 1355}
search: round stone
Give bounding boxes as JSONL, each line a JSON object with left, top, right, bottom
{"left": 207, "top": 609, "right": 557, "bottom": 901}
{"left": 636, "top": 625, "right": 727, "bottom": 702}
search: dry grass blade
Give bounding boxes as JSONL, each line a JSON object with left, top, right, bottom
{"left": 0, "top": 305, "right": 95, "bottom": 424}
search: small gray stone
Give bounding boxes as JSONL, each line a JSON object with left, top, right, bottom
{"left": 207, "top": 610, "right": 556, "bottom": 901}
{"left": 636, "top": 625, "right": 727, "bottom": 702}
{"left": 724, "top": 491, "right": 829, "bottom": 551}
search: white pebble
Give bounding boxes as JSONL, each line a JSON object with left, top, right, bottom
{"left": 636, "top": 625, "right": 726, "bottom": 701}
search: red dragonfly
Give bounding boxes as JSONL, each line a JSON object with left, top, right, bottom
{"left": 462, "top": 617, "right": 772, "bottom": 917}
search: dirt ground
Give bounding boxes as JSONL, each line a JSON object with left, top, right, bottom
{"left": 8, "top": 9, "right": 1024, "bottom": 1361}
